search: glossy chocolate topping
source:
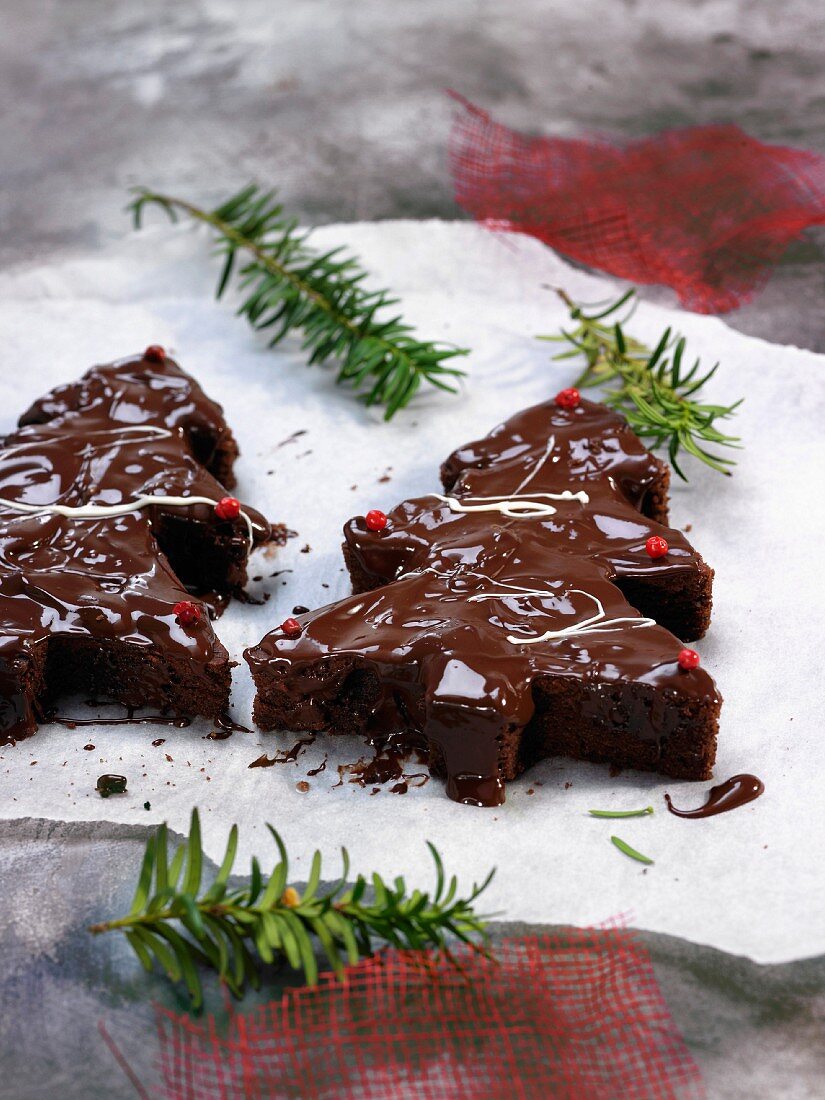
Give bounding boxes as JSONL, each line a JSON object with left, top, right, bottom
{"left": 246, "top": 398, "right": 721, "bottom": 806}
{"left": 344, "top": 401, "right": 711, "bottom": 638}
{"left": 0, "top": 353, "right": 270, "bottom": 742}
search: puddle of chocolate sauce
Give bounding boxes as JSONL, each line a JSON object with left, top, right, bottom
{"left": 665, "top": 774, "right": 764, "bottom": 818}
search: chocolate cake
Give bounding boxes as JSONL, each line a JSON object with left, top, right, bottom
{"left": 245, "top": 392, "right": 722, "bottom": 806}
{"left": 0, "top": 348, "right": 271, "bottom": 743}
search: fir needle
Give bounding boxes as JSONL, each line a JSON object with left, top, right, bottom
{"left": 589, "top": 806, "right": 654, "bottom": 818}
{"left": 611, "top": 835, "right": 654, "bottom": 865}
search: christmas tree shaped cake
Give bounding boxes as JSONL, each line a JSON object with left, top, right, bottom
{"left": 0, "top": 348, "right": 272, "bottom": 742}
{"left": 246, "top": 391, "right": 721, "bottom": 806}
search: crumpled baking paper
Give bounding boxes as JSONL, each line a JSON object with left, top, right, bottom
{"left": 0, "top": 220, "right": 822, "bottom": 963}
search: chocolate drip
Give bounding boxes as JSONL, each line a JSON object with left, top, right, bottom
{"left": 306, "top": 755, "right": 328, "bottom": 777}
{"left": 248, "top": 738, "right": 314, "bottom": 768}
{"left": 214, "top": 713, "right": 253, "bottom": 735}
{"left": 0, "top": 353, "right": 271, "bottom": 743}
{"left": 247, "top": 398, "right": 721, "bottom": 806}
{"left": 52, "top": 714, "right": 191, "bottom": 729}
{"left": 665, "top": 774, "right": 764, "bottom": 818}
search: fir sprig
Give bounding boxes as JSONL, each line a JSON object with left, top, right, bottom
{"left": 89, "top": 809, "right": 494, "bottom": 1008}
{"left": 539, "top": 289, "right": 742, "bottom": 479}
{"left": 128, "top": 185, "right": 468, "bottom": 418}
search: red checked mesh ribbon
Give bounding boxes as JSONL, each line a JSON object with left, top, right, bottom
{"left": 449, "top": 92, "right": 825, "bottom": 313}
{"left": 151, "top": 929, "right": 705, "bottom": 1099}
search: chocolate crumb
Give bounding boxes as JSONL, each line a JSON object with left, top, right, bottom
{"left": 296, "top": 780, "right": 310, "bottom": 793}
{"left": 96, "top": 774, "right": 127, "bottom": 798}
{"left": 275, "top": 429, "right": 307, "bottom": 449}
{"left": 83, "top": 744, "right": 95, "bottom": 751}
{"left": 307, "top": 755, "right": 328, "bottom": 777}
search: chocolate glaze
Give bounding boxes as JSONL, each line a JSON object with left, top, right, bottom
{"left": 0, "top": 353, "right": 271, "bottom": 743}
{"left": 665, "top": 774, "right": 764, "bottom": 818}
{"left": 246, "top": 398, "right": 721, "bottom": 806}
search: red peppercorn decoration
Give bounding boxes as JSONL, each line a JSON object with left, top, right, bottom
{"left": 365, "top": 509, "right": 388, "bottom": 532}
{"left": 554, "top": 387, "right": 580, "bottom": 410}
{"left": 173, "top": 601, "right": 202, "bottom": 627}
{"left": 215, "top": 496, "right": 241, "bottom": 521}
{"left": 677, "top": 648, "right": 700, "bottom": 671}
{"left": 143, "top": 345, "right": 166, "bottom": 363}
{"left": 281, "top": 617, "right": 302, "bottom": 639}
{"left": 645, "top": 535, "right": 669, "bottom": 559}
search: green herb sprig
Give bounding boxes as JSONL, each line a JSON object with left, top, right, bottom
{"left": 540, "top": 289, "right": 742, "bottom": 479}
{"left": 128, "top": 185, "right": 467, "bottom": 419}
{"left": 89, "top": 809, "right": 493, "bottom": 1008}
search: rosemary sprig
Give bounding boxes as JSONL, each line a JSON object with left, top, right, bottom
{"left": 589, "top": 806, "right": 654, "bottom": 818}
{"left": 610, "top": 835, "right": 654, "bottom": 865}
{"left": 128, "top": 185, "right": 467, "bottom": 419}
{"left": 89, "top": 809, "right": 493, "bottom": 1008}
{"left": 539, "top": 289, "right": 742, "bottom": 479}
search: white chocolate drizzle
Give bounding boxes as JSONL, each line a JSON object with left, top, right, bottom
{"left": 467, "top": 583, "right": 656, "bottom": 645}
{"left": 433, "top": 435, "right": 589, "bottom": 518}
{"left": 432, "top": 489, "right": 588, "bottom": 519}
{"left": 0, "top": 493, "right": 257, "bottom": 547}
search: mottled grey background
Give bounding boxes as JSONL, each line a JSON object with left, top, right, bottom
{"left": 2, "top": 1, "right": 824, "bottom": 1096}
{"left": 2, "top": 0, "right": 824, "bottom": 347}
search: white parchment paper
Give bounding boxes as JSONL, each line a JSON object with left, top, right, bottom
{"left": 0, "top": 221, "right": 822, "bottom": 963}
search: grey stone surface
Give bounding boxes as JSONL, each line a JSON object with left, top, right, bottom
{"left": 1, "top": 0, "right": 823, "bottom": 346}
{"left": 3, "top": 819, "right": 825, "bottom": 1100}
{"left": 1, "top": 2, "right": 824, "bottom": 1095}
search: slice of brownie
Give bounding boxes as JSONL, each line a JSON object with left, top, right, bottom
{"left": 245, "top": 395, "right": 722, "bottom": 806}
{"left": 0, "top": 348, "right": 272, "bottom": 743}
